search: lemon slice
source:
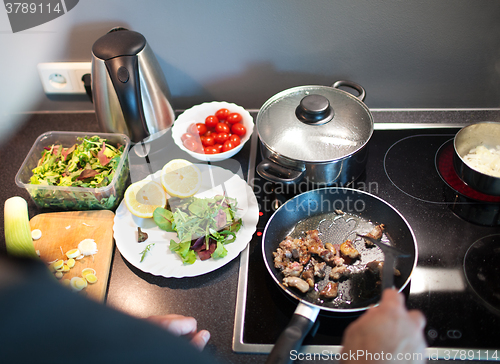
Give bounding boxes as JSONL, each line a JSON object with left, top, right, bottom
{"left": 124, "top": 180, "right": 167, "bottom": 218}
{"left": 160, "top": 159, "right": 202, "bottom": 198}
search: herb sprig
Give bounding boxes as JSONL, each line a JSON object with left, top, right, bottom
{"left": 152, "top": 195, "right": 242, "bottom": 264}
{"left": 140, "top": 243, "right": 155, "bottom": 262}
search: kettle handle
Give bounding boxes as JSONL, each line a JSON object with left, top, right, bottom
{"left": 105, "top": 55, "right": 149, "bottom": 142}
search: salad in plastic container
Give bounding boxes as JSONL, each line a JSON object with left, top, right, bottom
{"left": 15, "top": 131, "right": 130, "bottom": 211}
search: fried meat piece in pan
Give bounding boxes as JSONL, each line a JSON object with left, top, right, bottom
{"left": 320, "top": 282, "right": 339, "bottom": 299}
{"left": 278, "top": 236, "right": 300, "bottom": 255}
{"left": 313, "top": 260, "right": 327, "bottom": 279}
{"left": 366, "top": 260, "right": 401, "bottom": 280}
{"left": 324, "top": 242, "right": 336, "bottom": 254}
{"left": 283, "top": 276, "right": 310, "bottom": 293}
{"left": 329, "top": 265, "right": 349, "bottom": 281}
{"left": 301, "top": 258, "right": 327, "bottom": 287}
{"left": 319, "top": 249, "right": 345, "bottom": 267}
{"left": 274, "top": 236, "right": 304, "bottom": 269}
{"left": 363, "top": 224, "right": 385, "bottom": 247}
{"left": 319, "top": 249, "right": 335, "bottom": 265}
{"left": 305, "top": 230, "right": 325, "bottom": 255}
{"left": 305, "top": 229, "right": 321, "bottom": 242}
{"left": 282, "top": 261, "right": 303, "bottom": 278}
{"left": 340, "top": 239, "right": 360, "bottom": 260}
{"left": 273, "top": 247, "right": 290, "bottom": 270}
{"left": 302, "top": 263, "right": 315, "bottom": 287}
{"left": 308, "top": 241, "right": 325, "bottom": 255}
{"left": 286, "top": 240, "right": 310, "bottom": 266}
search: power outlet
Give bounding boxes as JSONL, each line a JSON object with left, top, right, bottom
{"left": 37, "top": 62, "right": 91, "bottom": 94}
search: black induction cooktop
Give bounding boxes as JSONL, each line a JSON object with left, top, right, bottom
{"left": 233, "top": 125, "right": 500, "bottom": 361}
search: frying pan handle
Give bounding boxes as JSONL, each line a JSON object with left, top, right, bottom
{"left": 257, "top": 159, "right": 304, "bottom": 185}
{"left": 332, "top": 80, "right": 366, "bottom": 102}
{"left": 266, "top": 303, "right": 320, "bottom": 364}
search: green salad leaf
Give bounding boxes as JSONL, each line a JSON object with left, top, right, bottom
{"left": 30, "top": 136, "right": 125, "bottom": 189}
{"left": 211, "top": 240, "right": 228, "bottom": 259}
{"left": 28, "top": 136, "right": 127, "bottom": 210}
{"left": 153, "top": 195, "right": 242, "bottom": 264}
{"left": 153, "top": 208, "right": 175, "bottom": 232}
{"left": 169, "top": 240, "right": 196, "bottom": 264}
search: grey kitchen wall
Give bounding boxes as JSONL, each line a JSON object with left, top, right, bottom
{"left": 2, "top": 0, "right": 500, "bottom": 119}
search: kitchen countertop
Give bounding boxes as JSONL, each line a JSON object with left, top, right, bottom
{"left": 1, "top": 109, "right": 500, "bottom": 364}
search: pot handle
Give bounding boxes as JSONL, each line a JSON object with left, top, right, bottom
{"left": 257, "top": 159, "right": 304, "bottom": 184}
{"left": 265, "top": 303, "right": 321, "bottom": 364}
{"left": 332, "top": 80, "right": 366, "bottom": 102}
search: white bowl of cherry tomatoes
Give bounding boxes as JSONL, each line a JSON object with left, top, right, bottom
{"left": 172, "top": 101, "right": 254, "bottom": 162}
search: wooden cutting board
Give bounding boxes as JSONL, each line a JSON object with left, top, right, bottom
{"left": 30, "top": 210, "right": 115, "bottom": 302}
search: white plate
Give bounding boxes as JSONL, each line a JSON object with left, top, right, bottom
{"left": 113, "top": 164, "right": 259, "bottom": 278}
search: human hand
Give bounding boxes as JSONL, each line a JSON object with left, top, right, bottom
{"left": 340, "top": 288, "right": 426, "bottom": 363}
{"left": 147, "top": 314, "right": 211, "bottom": 350}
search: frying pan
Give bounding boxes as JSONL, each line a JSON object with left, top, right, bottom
{"left": 262, "top": 187, "right": 417, "bottom": 364}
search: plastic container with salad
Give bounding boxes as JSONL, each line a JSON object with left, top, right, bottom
{"left": 15, "top": 131, "right": 130, "bottom": 210}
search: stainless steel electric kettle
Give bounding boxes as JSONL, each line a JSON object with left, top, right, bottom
{"left": 91, "top": 28, "right": 175, "bottom": 143}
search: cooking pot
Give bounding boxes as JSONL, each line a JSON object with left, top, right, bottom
{"left": 453, "top": 121, "right": 500, "bottom": 196}
{"left": 91, "top": 28, "right": 175, "bottom": 143}
{"left": 256, "top": 80, "right": 373, "bottom": 186}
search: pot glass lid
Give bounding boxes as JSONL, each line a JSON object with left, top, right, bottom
{"left": 257, "top": 86, "right": 373, "bottom": 162}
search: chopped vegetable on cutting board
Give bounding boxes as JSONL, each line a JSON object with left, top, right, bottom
{"left": 29, "top": 210, "right": 115, "bottom": 302}
{"left": 31, "top": 229, "right": 42, "bottom": 240}
{"left": 4, "top": 196, "right": 39, "bottom": 259}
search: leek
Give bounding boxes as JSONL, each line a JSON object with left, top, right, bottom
{"left": 4, "top": 196, "right": 38, "bottom": 259}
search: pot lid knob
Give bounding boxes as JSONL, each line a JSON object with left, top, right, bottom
{"left": 295, "top": 94, "right": 334, "bottom": 125}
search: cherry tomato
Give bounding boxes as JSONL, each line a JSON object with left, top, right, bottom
{"left": 222, "top": 140, "right": 236, "bottom": 152}
{"left": 181, "top": 132, "right": 196, "bottom": 143}
{"left": 203, "top": 146, "right": 219, "bottom": 154}
{"left": 226, "top": 112, "right": 242, "bottom": 124}
{"left": 215, "top": 122, "right": 230, "bottom": 134}
{"left": 187, "top": 123, "right": 197, "bottom": 135}
{"left": 184, "top": 138, "right": 202, "bottom": 152}
{"left": 215, "top": 108, "right": 231, "bottom": 121}
{"left": 214, "top": 132, "right": 229, "bottom": 144}
{"left": 201, "top": 135, "right": 215, "bottom": 147}
{"left": 181, "top": 109, "right": 246, "bottom": 155}
{"left": 229, "top": 134, "right": 241, "bottom": 146}
{"left": 188, "top": 123, "right": 207, "bottom": 136}
{"left": 231, "top": 123, "right": 246, "bottom": 136}
{"left": 205, "top": 115, "right": 219, "bottom": 128}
